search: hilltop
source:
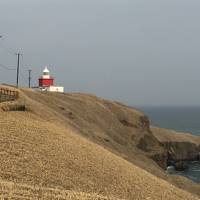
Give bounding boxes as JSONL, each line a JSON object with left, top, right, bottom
{"left": 0, "top": 86, "right": 199, "bottom": 199}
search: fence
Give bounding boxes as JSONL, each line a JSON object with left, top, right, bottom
{"left": 0, "top": 88, "right": 18, "bottom": 103}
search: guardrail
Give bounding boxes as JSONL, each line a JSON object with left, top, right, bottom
{"left": 0, "top": 88, "right": 18, "bottom": 103}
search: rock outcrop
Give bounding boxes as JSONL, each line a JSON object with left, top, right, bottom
{"left": 152, "top": 127, "right": 200, "bottom": 170}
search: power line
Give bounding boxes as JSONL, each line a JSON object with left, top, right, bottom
{"left": 0, "top": 63, "right": 15, "bottom": 71}
{"left": 20, "top": 54, "right": 28, "bottom": 70}
{"left": 0, "top": 36, "right": 27, "bottom": 88}
{"left": 0, "top": 39, "right": 16, "bottom": 56}
{"left": 0, "top": 36, "right": 35, "bottom": 88}
{"left": 21, "top": 55, "right": 33, "bottom": 88}
{"left": 19, "top": 69, "right": 27, "bottom": 83}
{"left": 20, "top": 55, "right": 31, "bottom": 87}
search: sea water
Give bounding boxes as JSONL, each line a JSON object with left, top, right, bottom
{"left": 139, "top": 106, "right": 200, "bottom": 136}
{"left": 173, "top": 161, "right": 200, "bottom": 183}
{"left": 137, "top": 106, "right": 200, "bottom": 183}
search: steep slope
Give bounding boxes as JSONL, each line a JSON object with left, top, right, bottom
{"left": 0, "top": 180, "right": 119, "bottom": 200}
{"left": 0, "top": 111, "right": 198, "bottom": 200}
{"left": 20, "top": 89, "right": 200, "bottom": 195}
{"left": 22, "top": 89, "right": 167, "bottom": 171}
{"left": 0, "top": 87, "right": 199, "bottom": 199}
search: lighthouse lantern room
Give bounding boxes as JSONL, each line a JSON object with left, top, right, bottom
{"left": 38, "top": 66, "right": 64, "bottom": 93}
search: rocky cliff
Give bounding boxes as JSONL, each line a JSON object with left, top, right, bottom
{"left": 152, "top": 127, "right": 200, "bottom": 170}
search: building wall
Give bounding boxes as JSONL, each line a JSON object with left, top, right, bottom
{"left": 39, "top": 78, "right": 54, "bottom": 87}
{"left": 47, "top": 86, "right": 64, "bottom": 93}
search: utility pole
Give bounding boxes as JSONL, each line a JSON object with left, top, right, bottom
{"left": 16, "top": 53, "right": 22, "bottom": 88}
{"left": 28, "top": 69, "right": 32, "bottom": 88}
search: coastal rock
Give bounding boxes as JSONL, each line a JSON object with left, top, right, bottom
{"left": 137, "top": 133, "right": 168, "bottom": 169}
{"left": 165, "top": 142, "right": 200, "bottom": 161}
{"left": 166, "top": 165, "right": 175, "bottom": 173}
{"left": 151, "top": 127, "right": 200, "bottom": 172}
{"left": 150, "top": 152, "right": 168, "bottom": 169}
{"left": 174, "top": 161, "right": 189, "bottom": 171}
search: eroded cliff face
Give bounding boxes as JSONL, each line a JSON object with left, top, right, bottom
{"left": 137, "top": 133, "right": 168, "bottom": 169}
{"left": 164, "top": 142, "right": 200, "bottom": 170}
{"left": 165, "top": 142, "right": 200, "bottom": 161}
{"left": 152, "top": 127, "right": 200, "bottom": 170}
{"left": 104, "top": 105, "right": 168, "bottom": 169}
{"left": 132, "top": 116, "right": 200, "bottom": 170}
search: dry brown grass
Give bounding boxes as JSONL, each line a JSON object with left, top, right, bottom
{"left": 0, "top": 111, "right": 198, "bottom": 200}
{"left": 0, "top": 85, "right": 25, "bottom": 111}
{"left": 152, "top": 126, "right": 200, "bottom": 144}
{"left": 22, "top": 89, "right": 166, "bottom": 173}
{"left": 0, "top": 180, "right": 120, "bottom": 200}
{"left": 0, "top": 88, "right": 199, "bottom": 199}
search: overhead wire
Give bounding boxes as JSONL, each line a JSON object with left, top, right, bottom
{"left": 0, "top": 37, "right": 32, "bottom": 87}
{"left": 0, "top": 63, "right": 15, "bottom": 71}
{"left": 0, "top": 37, "right": 17, "bottom": 71}
{"left": 19, "top": 68, "right": 29, "bottom": 87}
{"left": 0, "top": 38, "right": 16, "bottom": 56}
{"left": 21, "top": 54, "right": 27, "bottom": 70}
{"left": 20, "top": 70, "right": 27, "bottom": 81}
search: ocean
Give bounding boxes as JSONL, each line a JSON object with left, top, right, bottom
{"left": 139, "top": 106, "right": 200, "bottom": 136}
{"left": 138, "top": 106, "right": 200, "bottom": 183}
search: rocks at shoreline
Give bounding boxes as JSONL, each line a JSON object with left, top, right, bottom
{"left": 174, "top": 161, "right": 189, "bottom": 171}
{"left": 151, "top": 127, "right": 200, "bottom": 171}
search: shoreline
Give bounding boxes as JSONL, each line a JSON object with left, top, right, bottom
{"left": 151, "top": 127, "right": 200, "bottom": 173}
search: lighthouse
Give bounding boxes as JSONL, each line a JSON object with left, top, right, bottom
{"left": 38, "top": 67, "right": 64, "bottom": 93}
{"left": 39, "top": 67, "right": 54, "bottom": 87}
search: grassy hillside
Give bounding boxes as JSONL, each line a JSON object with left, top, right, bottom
{"left": 23, "top": 89, "right": 167, "bottom": 171}
{"left": 152, "top": 127, "right": 200, "bottom": 144}
{"left": 0, "top": 87, "right": 199, "bottom": 199}
{"left": 0, "top": 180, "right": 119, "bottom": 200}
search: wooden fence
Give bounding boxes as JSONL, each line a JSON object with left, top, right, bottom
{"left": 0, "top": 88, "right": 18, "bottom": 103}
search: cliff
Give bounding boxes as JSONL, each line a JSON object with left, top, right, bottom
{"left": 152, "top": 127, "right": 200, "bottom": 169}
{"left": 0, "top": 86, "right": 199, "bottom": 199}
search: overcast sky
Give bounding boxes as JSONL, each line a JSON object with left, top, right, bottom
{"left": 0, "top": 0, "right": 200, "bottom": 106}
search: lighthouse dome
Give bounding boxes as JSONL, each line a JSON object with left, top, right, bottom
{"left": 43, "top": 66, "right": 50, "bottom": 75}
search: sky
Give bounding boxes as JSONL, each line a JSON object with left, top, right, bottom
{"left": 0, "top": 0, "right": 200, "bottom": 106}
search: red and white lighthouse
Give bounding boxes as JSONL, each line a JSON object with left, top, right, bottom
{"left": 38, "top": 66, "right": 64, "bottom": 93}
{"left": 38, "top": 67, "right": 54, "bottom": 87}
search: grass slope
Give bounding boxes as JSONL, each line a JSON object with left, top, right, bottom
{"left": 0, "top": 88, "right": 199, "bottom": 199}
{"left": 0, "top": 180, "right": 119, "bottom": 200}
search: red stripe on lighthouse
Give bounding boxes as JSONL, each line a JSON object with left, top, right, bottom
{"left": 39, "top": 78, "right": 54, "bottom": 87}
